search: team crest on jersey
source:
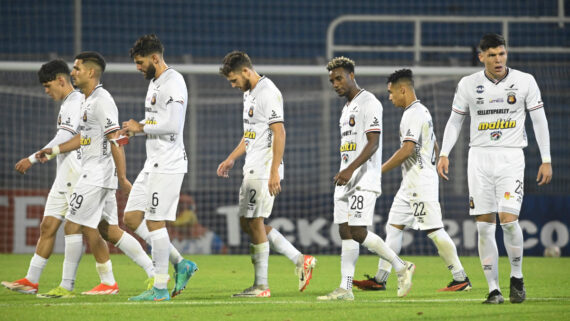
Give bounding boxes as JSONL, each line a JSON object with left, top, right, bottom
{"left": 83, "top": 110, "right": 87, "bottom": 122}
{"left": 507, "top": 92, "right": 516, "bottom": 104}
{"left": 342, "top": 153, "right": 350, "bottom": 163}
{"left": 490, "top": 130, "right": 502, "bottom": 141}
{"left": 476, "top": 85, "right": 485, "bottom": 94}
{"left": 504, "top": 192, "right": 511, "bottom": 200}
{"left": 469, "top": 197, "right": 475, "bottom": 209}
{"left": 248, "top": 106, "right": 254, "bottom": 117}
{"left": 151, "top": 93, "right": 157, "bottom": 105}
{"left": 349, "top": 114, "right": 356, "bottom": 127}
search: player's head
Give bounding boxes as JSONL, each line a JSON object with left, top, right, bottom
{"left": 219, "top": 51, "right": 255, "bottom": 92}
{"left": 71, "top": 51, "right": 106, "bottom": 88}
{"left": 478, "top": 33, "right": 508, "bottom": 79}
{"left": 387, "top": 68, "right": 415, "bottom": 108}
{"left": 37, "top": 59, "right": 72, "bottom": 101}
{"left": 327, "top": 56, "right": 357, "bottom": 98}
{"left": 130, "top": 34, "right": 165, "bottom": 80}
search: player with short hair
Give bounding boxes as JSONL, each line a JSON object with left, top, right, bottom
{"left": 353, "top": 69, "right": 471, "bottom": 292}
{"left": 317, "top": 57, "right": 414, "bottom": 301}
{"left": 217, "top": 51, "right": 316, "bottom": 297}
{"left": 123, "top": 34, "right": 197, "bottom": 301}
{"left": 437, "top": 33, "right": 552, "bottom": 304}
{"left": 35, "top": 51, "right": 142, "bottom": 298}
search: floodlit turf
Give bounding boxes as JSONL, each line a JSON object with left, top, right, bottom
{"left": 1, "top": 254, "right": 569, "bottom": 321}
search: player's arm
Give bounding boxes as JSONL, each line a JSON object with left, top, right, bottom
{"left": 437, "top": 111, "right": 466, "bottom": 180}
{"left": 268, "top": 122, "right": 285, "bottom": 196}
{"left": 217, "top": 138, "right": 246, "bottom": 178}
{"left": 106, "top": 130, "right": 132, "bottom": 195}
{"left": 36, "top": 134, "right": 81, "bottom": 163}
{"left": 125, "top": 100, "right": 184, "bottom": 136}
{"left": 15, "top": 127, "right": 77, "bottom": 174}
{"left": 334, "top": 132, "right": 380, "bottom": 185}
{"left": 381, "top": 141, "right": 415, "bottom": 174}
{"left": 529, "top": 107, "right": 552, "bottom": 185}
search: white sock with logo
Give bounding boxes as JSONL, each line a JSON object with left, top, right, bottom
{"left": 25, "top": 254, "right": 48, "bottom": 284}
{"left": 501, "top": 220, "right": 524, "bottom": 278}
{"left": 251, "top": 242, "right": 270, "bottom": 286}
{"left": 60, "top": 234, "right": 83, "bottom": 291}
{"left": 428, "top": 228, "right": 466, "bottom": 281}
{"left": 340, "top": 239, "right": 359, "bottom": 290}
{"left": 477, "top": 221, "right": 500, "bottom": 292}
{"left": 267, "top": 228, "right": 302, "bottom": 265}
{"left": 376, "top": 225, "right": 403, "bottom": 282}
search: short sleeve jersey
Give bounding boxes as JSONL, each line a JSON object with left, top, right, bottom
{"left": 242, "top": 76, "right": 284, "bottom": 179}
{"left": 399, "top": 100, "right": 439, "bottom": 200}
{"left": 452, "top": 68, "right": 543, "bottom": 148}
{"left": 78, "top": 85, "right": 120, "bottom": 189}
{"left": 338, "top": 90, "right": 382, "bottom": 193}
{"left": 52, "top": 90, "right": 83, "bottom": 192}
{"left": 143, "top": 68, "right": 188, "bottom": 173}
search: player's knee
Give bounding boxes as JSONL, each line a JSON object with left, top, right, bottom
{"left": 39, "top": 218, "right": 60, "bottom": 237}
{"left": 349, "top": 226, "right": 367, "bottom": 243}
{"left": 123, "top": 211, "right": 141, "bottom": 230}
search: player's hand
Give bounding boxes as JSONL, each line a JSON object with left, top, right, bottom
{"left": 268, "top": 172, "right": 281, "bottom": 196}
{"left": 217, "top": 158, "right": 235, "bottom": 178}
{"left": 334, "top": 168, "right": 354, "bottom": 186}
{"left": 437, "top": 156, "right": 449, "bottom": 181}
{"left": 119, "top": 178, "right": 132, "bottom": 196}
{"left": 122, "top": 119, "right": 143, "bottom": 135}
{"left": 36, "top": 148, "right": 53, "bottom": 164}
{"left": 536, "top": 163, "right": 552, "bottom": 186}
{"left": 15, "top": 158, "right": 32, "bottom": 174}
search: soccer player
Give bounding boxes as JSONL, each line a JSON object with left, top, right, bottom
{"left": 437, "top": 33, "right": 552, "bottom": 304}
{"left": 317, "top": 57, "right": 414, "bottom": 301}
{"left": 353, "top": 69, "right": 471, "bottom": 292}
{"left": 123, "top": 34, "right": 197, "bottom": 301}
{"left": 217, "top": 51, "right": 316, "bottom": 297}
{"left": 35, "top": 52, "right": 142, "bottom": 298}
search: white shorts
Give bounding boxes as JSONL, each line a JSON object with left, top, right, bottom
{"left": 124, "top": 172, "right": 184, "bottom": 222}
{"left": 65, "top": 181, "right": 118, "bottom": 229}
{"left": 468, "top": 147, "right": 525, "bottom": 216}
{"left": 387, "top": 191, "right": 444, "bottom": 230}
{"left": 44, "top": 189, "right": 72, "bottom": 220}
{"left": 238, "top": 177, "right": 275, "bottom": 218}
{"left": 333, "top": 186, "right": 379, "bottom": 226}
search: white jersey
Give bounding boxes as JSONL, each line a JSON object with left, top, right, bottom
{"left": 142, "top": 68, "right": 188, "bottom": 173}
{"left": 398, "top": 100, "right": 438, "bottom": 200}
{"left": 52, "top": 90, "right": 83, "bottom": 192}
{"left": 242, "top": 76, "right": 284, "bottom": 179}
{"left": 338, "top": 90, "right": 382, "bottom": 193}
{"left": 452, "top": 68, "right": 543, "bottom": 148}
{"left": 78, "top": 85, "right": 120, "bottom": 189}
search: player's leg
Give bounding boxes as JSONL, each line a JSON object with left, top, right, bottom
{"left": 81, "top": 224, "right": 118, "bottom": 295}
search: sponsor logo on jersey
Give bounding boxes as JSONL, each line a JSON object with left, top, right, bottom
{"left": 477, "top": 108, "right": 509, "bottom": 115}
{"left": 477, "top": 119, "right": 516, "bottom": 131}
{"left": 476, "top": 97, "right": 484, "bottom": 105}
{"left": 145, "top": 107, "right": 157, "bottom": 113}
{"left": 490, "top": 130, "right": 502, "bottom": 141}
{"left": 105, "top": 118, "right": 114, "bottom": 128}
{"left": 244, "top": 130, "right": 256, "bottom": 139}
{"left": 80, "top": 136, "right": 91, "bottom": 146}
{"left": 507, "top": 92, "right": 516, "bottom": 104}
{"left": 469, "top": 196, "right": 475, "bottom": 209}
{"left": 476, "top": 85, "right": 485, "bottom": 94}
{"left": 406, "top": 129, "right": 414, "bottom": 138}
{"left": 83, "top": 110, "right": 87, "bottom": 122}
{"left": 340, "top": 142, "right": 357, "bottom": 152}
{"left": 489, "top": 98, "right": 504, "bottom": 104}
{"left": 342, "top": 153, "right": 350, "bottom": 163}
{"left": 341, "top": 130, "right": 353, "bottom": 137}
{"left": 349, "top": 115, "right": 355, "bottom": 127}
{"left": 504, "top": 192, "right": 511, "bottom": 200}
{"left": 151, "top": 93, "right": 157, "bottom": 105}
{"left": 369, "top": 117, "right": 379, "bottom": 127}
{"left": 248, "top": 106, "right": 254, "bottom": 117}
{"left": 145, "top": 118, "right": 157, "bottom": 125}
{"left": 269, "top": 110, "right": 280, "bottom": 120}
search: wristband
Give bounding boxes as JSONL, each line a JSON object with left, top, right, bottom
{"left": 28, "top": 154, "right": 38, "bottom": 164}
{"left": 51, "top": 145, "right": 61, "bottom": 155}
{"left": 542, "top": 157, "right": 551, "bottom": 163}
{"left": 439, "top": 153, "right": 448, "bottom": 158}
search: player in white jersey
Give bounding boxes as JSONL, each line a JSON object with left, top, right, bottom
{"left": 123, "top": 34, "right": 197, "bottom": 301}
{"left": 437, "top": 34, "right": 552, "bottom": 304}
{"left": 353, "top": 69, "right": 470, "bottom": 293}
{"left": 2, "top": 60, "right": 82, "bottom": 295}
{"left": 36, "top": 52, "right": 154, "bottom": 298}
{"left": 317, "top": 57, "right": 414, "bottom": 301}
{"left": 217, "top": 51, "right": 316, "bottom": 298}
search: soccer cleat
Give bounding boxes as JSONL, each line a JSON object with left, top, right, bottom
{"left": 316, "top": 288, "right": 354, "bottom": 301}
{"left": 296, "top": 255, "right": 316, "bottom": 292}
{"left": 37, "top": 286, "right": 75, "bottom": 299}
{"left": 353, "top": 274, "right": 387, "bottom": 291}
{"left": 232, "top": 285, "right": 271, "bottom": 298}
{"left": 483, "top": 289, "right": 505, "bottom": 304}
{"left": 81, "top": 283, "right": 119, "bottom": 295}
{"left": 437, "top": 277, "right": 472, "bottom": 292}
{"left": 509, "top": 277, "right": 526, "bottom": 303}
{"left": 1, "top": 278, "right": 38, "bottom": 294}
{"left": 396, "top": 261, "right": 415, "bottom": 297}
{"left": 129, "top": 287, "right": 170, "bottom": 301}
{"left": 171, "top": 259, "right": 198, "bottom": 298}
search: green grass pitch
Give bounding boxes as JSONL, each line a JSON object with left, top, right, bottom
{"left": 1, "top": 254, "right": 569, "bottom": 321}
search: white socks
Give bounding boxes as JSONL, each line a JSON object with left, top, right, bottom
{"left": 477, "top": 221, "right": 500, "bottom": 292}
{"left": 95, "top": 260, "right": 116, "bottom": 286}
{"left": 428, "top": 228, "right": 467, "bottom": 281}
{"left": 60, "top": 234, "right": 83, "bottom": 291}
{"left": 362, "top": 232, "right": 405, "bottom": 273}
{"left": 134, "top": 220, "right": 183, "bottom": 265}
{"left": 149, "top": 227, "right": 170, "bottom": 289}
{"left": 267, "top": 228, "right": 302, "bottom": 265}
{"left": 376, "top": 224, "right": 403, "bottom": 282}
{"left": 251, "top": 242, "right": 270, "bottom": 286}
{"left": 340, "top": 239, "right": 359, "bottom": 290}
{"left": 26, "top": 254, "right": 48, "bottom": 284}
{"left": 115, "top": 232, "right": 154, "bottom": 278}
{"left": 501, "top": 220, "right": 524, "bottom": 278}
